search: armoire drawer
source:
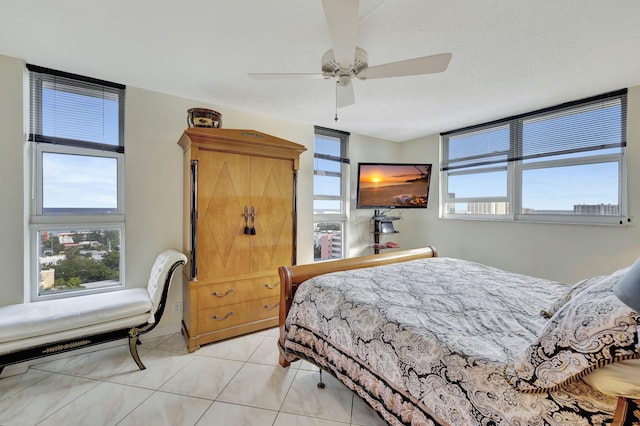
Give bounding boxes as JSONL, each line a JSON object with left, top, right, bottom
{"left": 198, "top": 296, "right": 280, "bottom": 333}
{"left": 197, "top": 276, "right": 280, "bottom": 310}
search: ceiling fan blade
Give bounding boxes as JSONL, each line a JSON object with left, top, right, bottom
{"left": 359, "top": 52, "right": 452, "bottom": 80}
{"left": 248, "top": 73, "right": 324, "bottom": 80}
{"left": 322, "top": 0, "right": 359, "bottom": 69}
{"left": 337, "top": 82, "right": 355, "bottom": 108}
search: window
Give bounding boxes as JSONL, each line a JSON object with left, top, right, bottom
{"left": 313, "top": 126, "right": 349, "bottom": 261}
{"left": 441, "top": 90, "right": 627, "bottom": 224}
{"left": 28, "top": 64, "right": 125, "bottom": 300}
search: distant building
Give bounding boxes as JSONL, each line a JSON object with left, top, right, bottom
{"left": 574, "top": 204, "right": 619, "bottom": 215}
{"left": 58, "top": 233, "right": 75, "bottom": 245}
{"left": 40, "top": 254, "right": 65, "bottom": 265}
{"left": 318, "top": 233, "right": 342, "bottom": 260}
{"left": 466, "top": 202, "right": 509, "bottom": 215}
{"left": 40, "top": 268, "right": 55, "bottom": 290}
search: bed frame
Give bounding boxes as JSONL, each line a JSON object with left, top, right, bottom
{"left": 277, "top": 246, "right": 438, "bottom": 367}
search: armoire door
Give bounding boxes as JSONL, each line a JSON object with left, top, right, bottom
{"left": 249, "top": 155, "right": 294, "bottom": 273}
{"left": 195, "top": 149, "right": 251, "bottom": 280}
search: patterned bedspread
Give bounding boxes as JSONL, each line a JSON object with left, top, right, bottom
{"left": 282, "top": 257, "right": 620, "bottom": 425}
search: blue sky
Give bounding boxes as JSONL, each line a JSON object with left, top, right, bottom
{"left": 42, "top": 152, "right": 117, "bottom": 209}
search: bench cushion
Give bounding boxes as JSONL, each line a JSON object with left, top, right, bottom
{"left": 146, "top": 249, "right": 187, "bottom": 321}
{"left": 0, "top": 288, "right": 152, "bottom": 344}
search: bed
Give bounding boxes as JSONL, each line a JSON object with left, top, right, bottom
{"left": 277, "top": 247, "right": 640, "bottom": 425}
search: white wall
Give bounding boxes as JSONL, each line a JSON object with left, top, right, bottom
{"left": 398, "top": 85, "right": 640, "bottom": 284}
{"left": 0, "top": 54, "right": 25, "bottom": 305}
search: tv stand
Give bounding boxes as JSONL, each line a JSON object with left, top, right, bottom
{"left": 372, "top": 209, "right": 400, "bottom": 254}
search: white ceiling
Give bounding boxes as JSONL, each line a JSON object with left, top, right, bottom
{"left": 1, "top": 0, "right": 640, "bottom": 142}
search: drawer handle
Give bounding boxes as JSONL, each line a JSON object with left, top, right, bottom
{"left": 211, "top": 289, "right": 234, "bottom": 298}
{"left": 212, "top": 311, "right": 234, "bottom": 321}
{"left": 263, "top": 302, "right": 280, "bottom": 311}
{"left": 263, "top": 282, "right": 280, "bottom": 290}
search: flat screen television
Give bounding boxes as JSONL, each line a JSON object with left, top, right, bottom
{"left": 356, "top": 163, "right": 432, "bottom": 209}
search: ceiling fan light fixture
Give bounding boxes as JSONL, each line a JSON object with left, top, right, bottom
{"left": 338, "top": 75, "right": 351, "bottom": 87}
{"left": 321, "top": 47, "right": 368, "bottom": 79}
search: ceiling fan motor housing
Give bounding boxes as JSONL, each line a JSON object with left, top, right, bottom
{"left": 321, "top": 47, "right": 368, "bottom": 82}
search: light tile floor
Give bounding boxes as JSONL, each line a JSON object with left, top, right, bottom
{"left": 0, "top": 328, "right": 388, "bottom": 426}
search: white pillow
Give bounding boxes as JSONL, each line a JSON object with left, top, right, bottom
{"left": 614, "top": 257, "right": 640, "bottom": 312}
{"left": 583, "top": 358, "right": 640, "bottom": 398}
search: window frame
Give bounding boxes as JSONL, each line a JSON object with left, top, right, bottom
{"left": 27, "top": 64, "right": 125, "bottom": 152}
{"left": 441, "top": 90, "right": 628, "bottom": 225}
{"left": 313, "top": 126, "right": 350, "bottom": 261}
{"left": 30, "top": 224, "right": 126, "bottom": 301}
{"left": 27, "top": 64, "right": 126, "bottom": 301}
{"left": 32, "top": 143, "right": 125, "bottom": 220}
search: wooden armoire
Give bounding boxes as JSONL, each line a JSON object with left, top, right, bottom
{"left": 177, "top": 128, "right": 306, "bottom": 352}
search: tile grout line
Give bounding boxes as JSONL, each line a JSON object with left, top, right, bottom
{"left": 191, "top": 332, "right": 270, "bottom": 426}
{"left": 3, "top": 329, "right": 378, "bottom": 426}
{"left": 36, "top": 336, "right": 189, "bottom": 426}
{"left": 29, "top": 373, "right": 103, "bottom": 425}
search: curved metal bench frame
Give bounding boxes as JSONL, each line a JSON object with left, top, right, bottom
{"left": 0, "top": 256, "right": 186, "bottom": 374}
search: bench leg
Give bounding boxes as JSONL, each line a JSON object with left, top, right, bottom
{"left": 128, "top": 330, "right": 146, "bottom": 370}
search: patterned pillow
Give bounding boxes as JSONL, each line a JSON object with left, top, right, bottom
{"left": 540, "top": 275, "right": 606, "bottom": 319}
{"left": 505, "top": 270, "right": 640, "bottom": 393}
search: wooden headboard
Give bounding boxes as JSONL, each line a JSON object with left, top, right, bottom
{"left": 277, "top": 246, "right": 438, "bottom": 366}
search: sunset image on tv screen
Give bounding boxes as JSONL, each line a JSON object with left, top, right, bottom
{"left": 357, "top": 164, "right": 432, "bottom": 208}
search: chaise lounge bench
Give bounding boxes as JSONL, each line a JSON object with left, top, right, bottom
{"left": 0, "top": 249, "right": 186, "bottom": 375}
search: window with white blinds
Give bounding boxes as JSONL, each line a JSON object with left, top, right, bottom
{"left": 27, "top": 64, "right": 126, "bottom": 301}
{"left": 441, "top": 89, "right": 627, "bottom": 224}
{"left": 314, "top": 126, "right": 349, "bottom": 261}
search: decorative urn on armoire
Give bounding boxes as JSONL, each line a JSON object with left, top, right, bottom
{"left": 177, "top": 128, "right": 306, "bottom": 352}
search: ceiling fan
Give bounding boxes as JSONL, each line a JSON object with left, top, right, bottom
{"left": 248, "top": 0, "right": 452, "bottom": 119}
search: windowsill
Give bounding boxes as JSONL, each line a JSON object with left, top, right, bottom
{"left": 440, "top": 214, "right": 629, "bottom": 226}
{"left": 35, "top": 281, "right": 123, "bottom": 302}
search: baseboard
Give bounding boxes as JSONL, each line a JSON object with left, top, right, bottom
{"left": 142, "top": 324, "right": 182, "bottom": 340}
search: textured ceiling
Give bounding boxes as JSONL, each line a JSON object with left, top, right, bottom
{"left": 1, "top": 0, "right": 640, "bottom": 142}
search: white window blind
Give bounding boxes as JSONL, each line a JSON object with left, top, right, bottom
{"left": 442, "top": 90, "right": 625, "bottom": 171}
{"left": 27, "top": 64, "right": 125, "bottom": 152}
